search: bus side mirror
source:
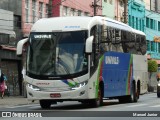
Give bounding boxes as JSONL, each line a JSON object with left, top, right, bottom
{"left": 85, "top": 36, "right": 94, "bottom": 53}
{"left": 16, "top": 38, "right": 28, "bottom": 55}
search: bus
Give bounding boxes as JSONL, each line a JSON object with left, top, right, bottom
{"left": 17, "top": 16, "right": 148, "bottom": 108}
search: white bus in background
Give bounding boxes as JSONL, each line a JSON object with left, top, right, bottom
{"left": 17, "top": 16, "right": 148, "bottom": 109}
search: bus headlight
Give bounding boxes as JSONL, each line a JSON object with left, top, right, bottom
{"left": 27, "top": 84, "right": 40, "bottom": 91}
{"left": 71, "top": 81, "right": 88, "bottom": 90}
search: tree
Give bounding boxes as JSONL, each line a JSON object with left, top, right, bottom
{"left": 148, "top": 60, "right": 158, "bottom": 92}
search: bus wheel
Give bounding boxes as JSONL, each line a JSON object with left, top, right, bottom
{"left": 137, "top": 81, "right": 140, "bottom": 99}
{"left": 130, "top": 83, "right": 138, "bottom": 103}
{"left": 40, "top": 100, "right": 51, "bottom": 109}
{"left": 137, "top": 87, "right": 140, "bottom": 99}
{"left": 91, "top": 86, "right": 103, "bottom": 107}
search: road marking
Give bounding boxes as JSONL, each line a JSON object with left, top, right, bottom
{"left": 28, "top": 106, "right": 41, "bottom": 109}
{"left": 150, "top": 104, "right": 160, "bottom": 107}
{"left": 126, "top": 104, "right": 147, "bottom": 107}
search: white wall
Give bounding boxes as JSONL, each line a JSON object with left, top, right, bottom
{"left": 0, "top": 9, "right": 14, "bottom": 34}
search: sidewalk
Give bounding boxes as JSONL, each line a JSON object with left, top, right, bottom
{"left": 0, "top": 96, "right": 38, "bottom": 108}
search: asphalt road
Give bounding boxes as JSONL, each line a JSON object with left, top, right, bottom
{"left": 0, "top": 93, "right": 160, "bottom": 120}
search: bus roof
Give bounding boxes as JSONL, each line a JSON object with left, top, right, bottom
{"left": 132, "top": 28, "right": 146, "bottom": 36}
{"left": 31, "top": 16, "right": 96, "bottom": 32}
{"left": 31, "top": 16, "right": 145, "bottom": 35}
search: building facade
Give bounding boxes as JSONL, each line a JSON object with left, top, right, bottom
{"left": 22, "top": 0, "right": 49, "bottom": 37}
{"left": 102, "top": 0, "right": 115, "bottom": 19}
{"left": 0, "top": 0, "right": 23, "bottom": 96}
{"left": 102, "top": 0, "right": 128, "bottom": 23}
{"left": 52, "top": 0, "right": 102, "bottom": 17}
{"left": 115, "top": 0, "right": 125, "bottom": 22}
{"left": 128, "top": 0, "right": 145, "bottom": 31}
{"left": 144, "top": 0, "right": 160, "bottom": 64}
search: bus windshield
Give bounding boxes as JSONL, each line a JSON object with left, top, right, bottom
{"left": 27, "top": 31, "right": 88, "bottom": 79}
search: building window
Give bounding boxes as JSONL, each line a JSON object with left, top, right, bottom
{"left": 158, "top": 43, "right": 160, "bottom": 53}
{"left": 155, "top": 42, "right": 157, "bottom": 52}
{"left": 139, "top": 19, "right": 141, "bottom": 31}
{"left": 151, "top": 0, "right": 156, "bottom": 11}
{"left": 120, "top": 0, "right": 124, "bottom": 7}
{"left": 25, "top": 0, "right": 29, "bottom": 23}
{"left": 84, "top": 12, "right": 89, "bottom": 16}
{"left": 78, "top": 10, "right": 81, "bottom": 16}
{"left": 71, "top": 8, "right": 75, "bottom": 16}
{"left": 109, "top": 0, "right": 112, "bottom": 4}
{"left": 39, "top": 2, "right": 43, "bottom": 19}
{"left": 146, "top": 17, "right": 149, "bottom": 28}
{"left": 158, "top": 21, "right": 160, "bottom": 31}
{"left": 147, "top": 40, "right": 151, "bottom": 51}
{"left": 132, "top": 16, "right": 134, "bottom": 28}
{"left": 157, "top": 0, "right": 160, "bottom": 13}
{"left": 136, "top": 18, "right": 138, "bottom": 29}
{"left": 151, "top": 41, "right": 155, "bottom": 51}
{"left": 142, "top": 20, "right": 144, "bottom": 31}
{"left": 63, "top": 6, "right": 67, "bottom": 16}
{"left": 104, "top": 0, "right": 107, "bottom": 2}
{"left": 150, "top": 19, "right": 153, "bottom": 29}
{"left": 128, "top": 15, "right": 131, "bottom": 26}
{"left": 46, "top": 4, "right": 49, "bottom": 18}
{"left": 14, "top": 15, "right": 21, "bottom": 28}
{"left": 32, "top": 0, "right": 36, "bottom": 23}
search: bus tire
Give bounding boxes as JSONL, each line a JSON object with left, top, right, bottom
{"left": 40, "top": 100, "right": 51, "bottom": 109}
{"left": 137, "top": 81, "right": 140, "bottom": 99}
{"left": 157, "top": 92, "right": 160, "bottom": 98}
{"left": 130, "top": 83, "right": 138, "bottom": 103}
{"left": 157, "top": 85, "right": 160, "bottom": 98}
{"left": 91, "top": 85, "right": 103, "bottom": 107}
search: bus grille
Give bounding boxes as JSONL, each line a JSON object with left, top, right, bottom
{"left": 40, "top": 87, "right": 71, "bottom": 92}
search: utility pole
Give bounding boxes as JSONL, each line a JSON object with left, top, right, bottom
{"left": 91, "top": 0, "right": 102, "bottom": 16}
{"left": 123, "top": 0, "right": 128, "bottom": 24}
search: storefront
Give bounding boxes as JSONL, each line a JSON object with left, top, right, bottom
{"left": 0, "top": 46, "right": 22, "bottom": 96}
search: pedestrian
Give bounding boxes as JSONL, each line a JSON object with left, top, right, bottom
{"left": 0, "top": 73, "right": 6, "bottom": 99}
{"left": 157, "top": 72, "right": 160, "bottom": 82}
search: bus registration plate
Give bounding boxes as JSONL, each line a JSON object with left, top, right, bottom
{"left": 50, "top": 93, "right": 61, "bottom": 98}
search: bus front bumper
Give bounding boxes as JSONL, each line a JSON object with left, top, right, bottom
{"left": 26, "top": 85, "right": 90, "bottom": 101}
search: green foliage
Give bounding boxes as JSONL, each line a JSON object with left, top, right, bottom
{"left": 148, "top": 60, "right": 158, "bottom": 72}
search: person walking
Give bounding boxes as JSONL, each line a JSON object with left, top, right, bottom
{"left": 0, "top": 73, "right": 6, "bottom": 99}
{"left": 156, "top": 72, "right": 160, "bottom": 82}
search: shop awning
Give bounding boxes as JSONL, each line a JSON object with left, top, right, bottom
{"left": 0, "top": 29, "right": 15, "bottom": 35}
{"left": 0, "top": 45, "right": 16, "bottom": 51}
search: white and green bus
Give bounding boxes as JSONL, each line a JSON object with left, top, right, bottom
{"left": 17, "top": 16, "right": 148, "bottom": 109}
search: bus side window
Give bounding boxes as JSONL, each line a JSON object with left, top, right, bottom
{"left": 100, "top": 25, "right": 112, "bottom": 53}
{"left": 121, "top": 30, "right": 128, "bottom": 53}
{"left": 107, "top": 27, "right": 114, "bottom": 51}
{"left": 135, "top": 34, "right": 141, "bottom": 54}
{"left": 140, "top": 35, "right": 147, "bottom": 55}
{"left": 130, "top": 33, "right": 135, "bottom": 48}
{"left": 111, "top": 29, "right": 123, "bottom": 52}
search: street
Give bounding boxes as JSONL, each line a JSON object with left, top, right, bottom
{"left": 0, "top": 93, "right": 160, "bottom": 118}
